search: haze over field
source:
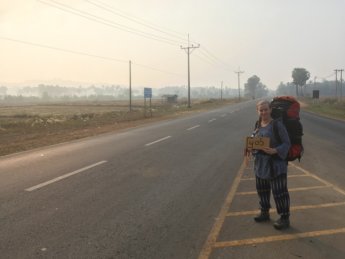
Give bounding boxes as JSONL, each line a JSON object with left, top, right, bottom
{"left": 1, "top": 0, "right": 344, "bottom": 90}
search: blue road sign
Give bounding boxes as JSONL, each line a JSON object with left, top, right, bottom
{"left": 144, "top": 87, "right": 152, "bottom": 98}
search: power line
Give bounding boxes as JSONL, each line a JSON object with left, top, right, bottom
{"left": 132, "top": 62, "right": 184, "bottom": 77}
{"left": 195, "top": 51, "right": 235, "bottom": 73}
{"left": 41, "top": 0, "right": 182, "bottom": 45}
{"left": 70, "top": 3, "right": 230, "bottom": 77}
{"left": 194, "top": 46, "right": 235, "bottom": 74}
{"left": 323, "top": 72, "right": 335, "bottom": 79}
{"left": 0, "top": 36, "right": 128, "bottom": 63}
{"left": 175, "top": 35, "right": 216, "bottom": 66}
{"left": 0, "top": 36, "right": 183, "bottom": 77}
{"left": 38, "top": 0, "right": 182, "bottom": 46}
{"left": 198, "top": 48, "right": 220, "bottom": 64}
{"left": 88, "top": 0, "right": 187, "bottom": 38}
{"left": 193, "top": 53, "right": 219, "bottom": 66}
{"left": 39, "top": 1, "right": 232, "bottom": 79}
{"left": 315, "top": 72, "right": 335, "bottom": 82}
{"left": 85, "top": 0, "right": 189, "bottom": 43}
{"left": 200, "top": 46, "right": 233, "bottom": 68}
{"left": 8, "top": 1, "right": 236, "bottom": 86}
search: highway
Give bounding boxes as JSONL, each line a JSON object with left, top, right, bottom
{"left": 1, "top": 100, "right": 345, "bottom": 259}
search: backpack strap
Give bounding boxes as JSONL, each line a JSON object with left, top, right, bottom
{"left": 254, "top": 120, "right": 259, "bottom": 130}
{"left": 272, "top": 119, "right": 282, "bottom": 144}
{"left": 272, "top": 119, "right": 288, "bottom": 162}
{"left": 253, "top": 120, "right": 260, "bottom": 136}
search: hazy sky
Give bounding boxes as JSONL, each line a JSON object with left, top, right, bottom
{"left": 1, "top": 0, "right": 344, "bottom": 90}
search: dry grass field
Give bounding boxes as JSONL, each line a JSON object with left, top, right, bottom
{"left": 0, "top": 98, "right": 239, "bottom": 156}
{"left": 301, "top": 97, "right": 345, "bottom": 121}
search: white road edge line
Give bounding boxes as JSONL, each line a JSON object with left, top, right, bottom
{"left": 25, "top": 160, "right": 107, "bottom": 192}
{"left": 208, "top": 119, "right": 216, "bottom": 123}
{"left": 145, "top": 136, "right": 172, "bottom": 146}
{"left": 187, "top": 125, "right": 200, "bottom": 131}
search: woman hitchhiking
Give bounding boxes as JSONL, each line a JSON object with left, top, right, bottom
{"left": 252, "top": 100, "right": 291, "bottom": 230}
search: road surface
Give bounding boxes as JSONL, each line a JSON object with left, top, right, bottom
{"left": 1, "top": 100, "right": 344, "bottom": 258}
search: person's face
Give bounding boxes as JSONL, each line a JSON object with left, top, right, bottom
{"left": 257, "top": 103, "right": 271, "bottom": 120}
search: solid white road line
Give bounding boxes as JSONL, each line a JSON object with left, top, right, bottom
{"left": 145, "top": 136, "right": 172, "bottom": 146}
{"left": 208, "top": 118, "right": 216, "bottom": 123}
{"left": 187, "top": 125, "right": 200, "bottom": 131}
{"left": 25, "top": 160, "right": 107, "bottom": 192}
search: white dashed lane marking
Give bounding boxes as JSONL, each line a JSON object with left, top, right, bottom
{"left": 25, "top": 160, "right": 107, "bottom": 191}
{"left": 145, "top": 136, "right": 172, "bottom": 146}
{"left": 187, "top": 125, "right": 200, "bottom": 131}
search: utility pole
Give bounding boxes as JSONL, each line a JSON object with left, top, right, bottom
{"left": 335, "top": 69, "right": 338, "bottom": 99}
{"left": 220, "top": 81, "right": 223, "bottom": 101}
{"left": 129, "top": 60, "right": 132, "bottom": 111}
{"left": 234, "top": 68, "right": 244, "bottom": 100}
{"left": 340, "top": 69, "right": 344, "bottom": 99}
{"left": 181, "top": 34, "right": 200, "bottom": 108}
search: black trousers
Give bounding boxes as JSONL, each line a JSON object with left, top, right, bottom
{"left": 256, "top": 173, "right": 290, "bottom": 217}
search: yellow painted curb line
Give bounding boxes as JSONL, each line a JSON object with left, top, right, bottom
{"left": 198, "top": 160, "right": 247, "bottom": 259}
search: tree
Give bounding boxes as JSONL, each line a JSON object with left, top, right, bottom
{"left": 276, "top": 82, "right": 295, "bottom": 96}
{"left": 292, "top": 68, "right": 310, "bottom": 96}
{"left": 245, "top": 75, "right": 260, "bottom": 99}
{"left": 256, "top": 82, "right": 269, "bottom": 98}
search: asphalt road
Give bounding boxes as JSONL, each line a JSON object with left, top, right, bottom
{"left": 299, "top": 111, "right": 345, "bottom": 188}
{"left": 0, "top": 100, "right": 344, "bottom": 259}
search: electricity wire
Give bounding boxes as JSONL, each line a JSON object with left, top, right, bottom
{"left": 85, "top": 0, "right": 189, "bottom": 43}
{"left": 200, "top": 46, "right": 233, "bottom": 68}
{"left": 132, "top": 62, "right": 184, "bottom": 77}
{"left": 0, "top": 36, "right": 128, "bottom": 63}
{"left": 0, "top": 36, "right": 183, "bottom": 77}
{"left": 38, "top": 0, "right": 182, "bottom": 46}
{"left": 39, "top": 1, "right": 231, "bottom": 72}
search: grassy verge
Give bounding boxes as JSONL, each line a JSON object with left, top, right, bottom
{"left": 301, "top": 98, "right": 345, "bottom": 121}
{"left": 0, "top": 98, "right": 240, "bottom": 156}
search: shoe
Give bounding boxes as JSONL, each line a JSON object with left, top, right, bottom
{"left": 273, "top": 217, "right": 290, "bottom": 230}
{"left": 254, "top": 211, "right": 270, "bottom": 222}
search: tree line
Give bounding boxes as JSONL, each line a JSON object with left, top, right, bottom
{"left": 277, "top": 68, "right": 342, "bottom": 98}
{"left": 0, "top": 84, "right": 245, "bottom": 101}
{"left": 3, "top": 67, "right": 335, "bottom": 102}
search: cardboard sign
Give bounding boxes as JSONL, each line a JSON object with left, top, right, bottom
{"left": 246, "top": 137, "right": 270, "bottom": 150}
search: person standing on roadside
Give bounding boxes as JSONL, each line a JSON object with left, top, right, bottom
{"left": 252, "top": 100, "right": 291, "bottom": 230}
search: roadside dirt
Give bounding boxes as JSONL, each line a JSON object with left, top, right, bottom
{"left": 298, "top": 100, "right": 308, "bottom": 108}
{"left": 0, "top": 100, "right": 236, "bottom": 157}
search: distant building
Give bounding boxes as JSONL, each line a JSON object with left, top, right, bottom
{"left": 162, "top": 94, "right": 178, "bottom": 104}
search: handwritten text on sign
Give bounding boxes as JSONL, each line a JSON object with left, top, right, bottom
{"left": 246, "top": 137, "right": 270, "bottom": 150}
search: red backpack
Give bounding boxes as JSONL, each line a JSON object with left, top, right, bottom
{"left": 271, "top": 96, "right": 304, "bottom": 161}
